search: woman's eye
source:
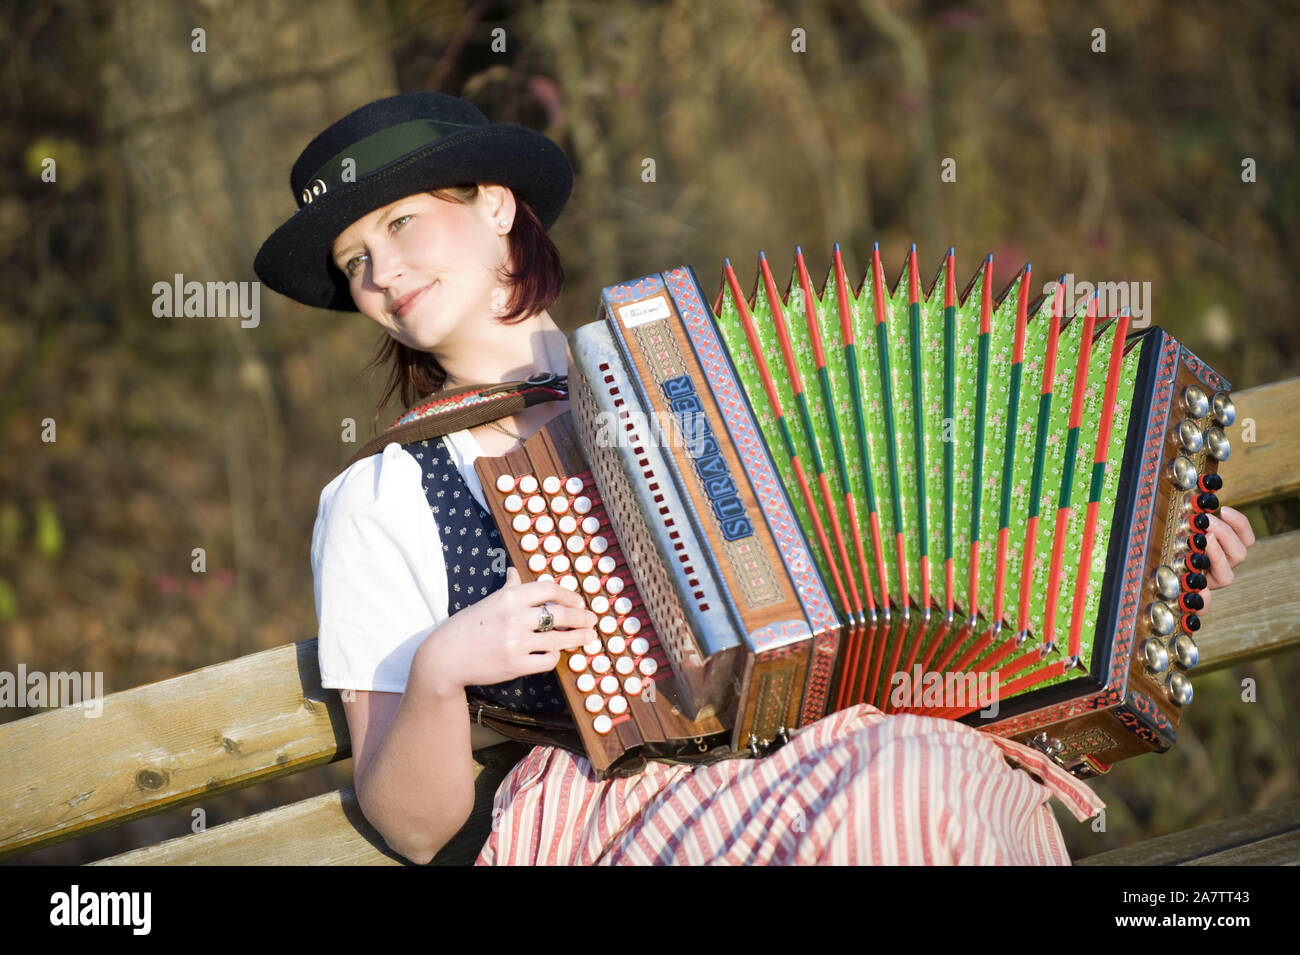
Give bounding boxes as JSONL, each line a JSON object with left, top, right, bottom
{"left": 390, "top": 214, "right": 412, "bottom": 231}
{"left": 343, "top": 253, "right": 368, "bottom": 278}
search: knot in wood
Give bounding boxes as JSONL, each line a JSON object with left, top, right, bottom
{"left": 135, "top": 768, "right": 168, "bottom": 791}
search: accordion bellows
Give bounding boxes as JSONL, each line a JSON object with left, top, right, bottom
{"left": 479, "top": 245, "right": 1232, "bottom": 778}
{"left": 712, "top": 247, "right": 1135, "bottom": 700}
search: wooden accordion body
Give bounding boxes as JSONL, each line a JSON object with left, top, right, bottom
{"left": 476, "top": 249, "right": 1233, "bottom": 779}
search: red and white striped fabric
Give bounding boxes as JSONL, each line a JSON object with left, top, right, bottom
{"left": 476, "top": 704, "right": 1103, "bottom": 865}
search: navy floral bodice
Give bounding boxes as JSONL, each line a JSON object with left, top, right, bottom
{"left": 405, "top": 436, "right": 567, "bottom": 713}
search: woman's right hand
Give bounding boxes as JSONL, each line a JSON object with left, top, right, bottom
{"left": 411, "top": 566, "right": 597, "bottom": 697}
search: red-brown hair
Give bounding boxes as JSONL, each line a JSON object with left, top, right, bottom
{"left": 360, "top": 184, "right": 565, "bottom": 430}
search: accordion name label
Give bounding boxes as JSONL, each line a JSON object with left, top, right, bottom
{"left": 662, "top": 374, "right": 754, "bottom": 542}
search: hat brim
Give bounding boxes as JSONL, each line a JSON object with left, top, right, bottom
{"left": 254, "top": 124, "right": 572, "bottom": 311}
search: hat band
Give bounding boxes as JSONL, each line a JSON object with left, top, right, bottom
{"left": 297, "top": 118, "right": 480, "bottom": 208}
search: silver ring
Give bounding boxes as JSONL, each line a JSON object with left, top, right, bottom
{"left": 535, "top": 602, "right": 555, "bottom": 632}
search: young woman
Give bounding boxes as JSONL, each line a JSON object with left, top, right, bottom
{"left": 255, "top": 92, "right": 1256, "bottom": 865}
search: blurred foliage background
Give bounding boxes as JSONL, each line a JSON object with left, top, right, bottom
{"left": 1, "top": 0, "right": 1297, "bottom": 864}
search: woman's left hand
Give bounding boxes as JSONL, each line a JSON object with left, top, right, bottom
{"left": 1198, "top": 505, "right": 1257, "bottom": 612}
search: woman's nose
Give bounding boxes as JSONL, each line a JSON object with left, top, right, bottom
{"left": 369, "top": 246, "right": 404, "bottom": 288}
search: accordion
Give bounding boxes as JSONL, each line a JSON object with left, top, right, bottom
{"left": 474, "top": 246, "right": 1233, "bottom": 779}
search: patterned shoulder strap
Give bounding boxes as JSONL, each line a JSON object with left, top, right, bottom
{"left": 345, "top": 373, "right": 569, "bottom": 467}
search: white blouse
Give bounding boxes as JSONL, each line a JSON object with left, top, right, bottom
{"left": 311, "top": 429, "right": 488, "bottom": 694}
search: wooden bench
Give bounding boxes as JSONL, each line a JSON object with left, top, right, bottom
{"left": 2, "top": 379, "right": 1297, "bottom": 866}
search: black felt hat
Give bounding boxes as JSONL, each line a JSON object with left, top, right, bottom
{"left": 254, "top": 92, "right": 573, "bottom": 311}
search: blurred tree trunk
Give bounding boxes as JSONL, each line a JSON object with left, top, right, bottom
{"left": 99, "top": 0, "right": 398, "bottom": 647}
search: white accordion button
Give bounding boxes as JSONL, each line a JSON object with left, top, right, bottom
{"left": 542, "top": 475, "right": 562, "bottom": 495}
{"left": 550, "top": 554, "right": 571, "bottom": 573}
{"left": 582, "top": 575, "right": 601, "bottom": 595}
{"left": 576, "top": 673, "right": 596, "bottom": 693}
{"left": 600, "top": 674, "right": 620, "bottom": 695}
{"left": 573, "top": 496, "right": 593, "bottom": 515}
{"left": 518, "top": 475, "right": 539, "bottom": 494}
{"left": 590, "top": 595, "right": 610, "bottom": 614}
{"left": 565, "top": 476, "right": 584, "bottom": 495}
{"left": 581, "top": 516, "right": 601, "bottom": 535}
{"left": 608, "top": 695, "right": 628, "bottom": 716}
{"left": 597, "top": 555, "right": 617, "bottom": 575}
{"left": 615, "top": 655, "right": 635, "bottom": 676}
{"left": 542, "top": 535, "right": 562, "bottom": 554}
{"left": 550, "top": 496, "right": 570, "bottom": 514}
{"left": 495, "top": 474, "right": 516, "bottom": 493}
{"left": 638, "top": 657, "right": 658, "bottom": 676}
{"left": 559, "top": 574, "right": 579, "bottom": 591}
{"left": 614, "top": 596, "right": 633, "bottom": 615}
{"left": 623, "top": 675, "right": 643, "bottom": 697}
{"left": 622, "top": 616, "right": 641, "bottom": 635}
{"left": 599, "top": 615, "right": 618, "bottom": 635}
{"left": 512, "top": 514, "right": 531, "bottom": 533}
{"left": 537, "top": 573, "right": 555, "bottom": 583}
{"left": 584, "top": 693, "right": 604, "bottom": 714}
{"left": 503, "top": 494, "right": 523, "bottom": 513}
{"left": 605, "top": 635, "right": 626, "bottom": 655}
{"left": 567, "top": 654, "right": 588, "bottom": 673}
{"left": 591, "top": 654, "right": 612, "bottom": 674}
{"left": 590, "top": 536, "right": 609, "bottom": 555}
{"left": 574, "top": 554, "right": 594, "bottom": 574}
{"left": 583, "top": 639, "right": 603, "bottom": 656}
{"left": 629, "top": 637, "right": 650, "bottom": 656}
{"left": 527, "top": 495, "right": 546, "bottom": 515}
{"left": 520, "top": 533, "right": 539, "bottom": 552}
{"left": 605, "top": 575, "right": 624, "bottom": 595}
{"left": 527, "top": 553, "right": 547, "bottom": 573}
{"left": 566, "top": 535, "right": 586, "bottom": 554}
{"left": 559, "top": 515, "right": 578, "bottom": 535}
{"left": 533, "top": 514, "right": 555, "bottom": 534}
{"left": 592, "top": 714, "right": 613, "bottom": 735}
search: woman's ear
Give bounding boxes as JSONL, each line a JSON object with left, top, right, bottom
{"left": 480, "top": 183, "right": 517, "bottom": 234}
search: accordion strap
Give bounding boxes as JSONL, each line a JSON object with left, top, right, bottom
{"left": 345, "top": 372, "right": 569, "bottom": 467}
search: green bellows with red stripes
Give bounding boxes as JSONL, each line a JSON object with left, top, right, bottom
{"left": 710, "top": 246, "right": 1143, "bottom": 706}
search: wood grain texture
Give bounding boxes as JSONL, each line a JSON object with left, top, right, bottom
{"left": 1218, "top": 378, "right": 1300, "bottom": 508}
{"left": 89, "top": 743, "right": 528, "bottom": 866}
{"left": 1076, "top": 799, "right": 1300, "bottom": 865}
{"left": 1195, "top": 529, "right": 1300, "bottom": 671}
{"left": 0, "top": 640, "right": 348, "bottom": 859}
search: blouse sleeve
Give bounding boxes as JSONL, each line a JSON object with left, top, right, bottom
{"left": 311, "top": 442, "right": 449, "bottom": 693}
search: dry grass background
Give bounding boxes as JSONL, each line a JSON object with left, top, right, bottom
{"left": 1, "top": 0, "right": 1296, "bottom": 863}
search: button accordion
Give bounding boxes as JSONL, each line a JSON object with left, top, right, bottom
{"left": 474, "top": 245, "right": 1234, "bottom": 779}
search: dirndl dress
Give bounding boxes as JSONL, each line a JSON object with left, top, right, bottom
{"left": 411, "top": 434, "right": 1104, "bottom": 866}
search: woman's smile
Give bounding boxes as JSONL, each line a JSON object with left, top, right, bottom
{"left": 391, "top": 281, "right": 435, "bottom": 319}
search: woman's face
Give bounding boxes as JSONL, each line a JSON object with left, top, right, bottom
{"left": 330, "top": 185, "right": 515, "bottom": 353}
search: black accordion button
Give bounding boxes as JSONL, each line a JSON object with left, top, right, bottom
{"left": 1190, "top": 513, "right": 1211, "bottom": 533}
{"left": 1182, "top": 614, "right": 1202, "bottom": 632}
{"left": 1184, "top": 552, "right": 1211, "bottom": 572}
{"left": 1182, "top": 571, "right": 1208, "bottom": 591}
{"left": 1188, "top": 533, "right": 1208, "bottom": 554}
{"left": 1198, "top": 473, "right": 1223, "bottom": 493}
{"left": 1179, "top": 592, "right": 1205, "bottom": 612}
{"left": 1194, "top": 492, "right": 1220, "bottom": 513}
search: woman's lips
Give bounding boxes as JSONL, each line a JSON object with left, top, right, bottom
{"left": 392, "top": 283, "right": 433, "bottom": 318}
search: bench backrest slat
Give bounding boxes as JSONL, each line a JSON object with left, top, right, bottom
{"left": 1217, "top": 377, "right": 1300, "bottom": 508}
{"left": 1194, "top": 529, "right": 1300, "bottom": 671}
{"left": 0, "top": 640, "right": 347, "bottom": 859}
